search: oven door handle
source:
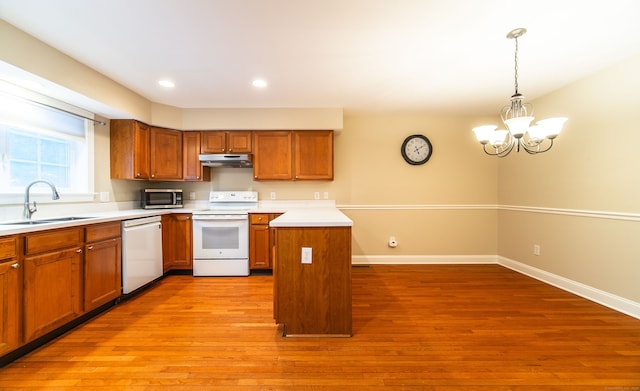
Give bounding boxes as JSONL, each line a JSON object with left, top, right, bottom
{"left": 192, "top": 214, "right": 248, "bottom": 221}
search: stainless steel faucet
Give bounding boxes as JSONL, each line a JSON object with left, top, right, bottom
{"left": 24, "top": 180, "right": 60, "bottom": 220}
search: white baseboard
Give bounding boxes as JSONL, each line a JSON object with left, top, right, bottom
{"left": 351, "top": 254, "right": 640, "bottom": 320}
{"left": 497, "top": 257, "right": 640, "bottom": 320}
{"left": 351, "top": 255, "right": 497, "bottom": 265}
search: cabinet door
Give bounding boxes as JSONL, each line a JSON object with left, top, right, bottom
{"left": 250, "top": 222, "right": 271, "bottom": 269}
{"left": 133, "top": 122, "right": 151, "bottom": 179}
{"left": 0, "top": 236, "right": 21, "bottom": 355}
{"left": 171, "top": 214, "right": 193, "bottom": 270}
{"left": 84, "top": 237, "right": 122, "bottom": 311}
{"left": 294, "top": 130, "right": 334, "bottom": 180}
{"left": 201, "top": 131, "right": 227, "bottom": 153}
{"left": 227, "top": 131, "right": 252, "bottom": 153}
{"left": 150, "top": 127, "right": 183, "bottom": 180}
{"left": 24, "top": 247, "right": 83, "bottom": 341}
{"left": 253, "top": 131, "right": 293, "bottom": 180}
{"left": 183, "top": 131, "right": 210, "bottom": 181}
{"left": 110, "top": 119, "right": 150, "bottom": 179}
{"left": 162, "top": 214, "right": 193, "bottom": 271}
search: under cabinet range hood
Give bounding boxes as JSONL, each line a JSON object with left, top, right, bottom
{"left": 199, "top": 154, "right": 253, "bottom": 167}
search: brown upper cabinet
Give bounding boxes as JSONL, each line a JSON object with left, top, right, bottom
{"left": 149, "top": 126, "right": 183, "bottom": 180}
{"left": 294, "top": 130, "right": 334, "bottom": 180}
{"left": 201, "top": 131, "right": 252, "bottom": 154}
{"left": 182, "top": 131, "right": 210, "bottom": 182}
{"left": 252, "top": 131, "right": 293, "bottom": 180}
{"left": 110, "top": 120, "right": 183, "bottom": 181}
{"left": 111, "top": 121, "right": 333, "bottom": 182}
{"left": 110, "top": 120, "right": 150, "bottom": 180}
{"left": 253, "top": 130, "right": 333, "bottom": 181}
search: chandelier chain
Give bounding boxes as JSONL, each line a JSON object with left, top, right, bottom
{"left": 513, "top": 36, "right": 519, "bottom": 95}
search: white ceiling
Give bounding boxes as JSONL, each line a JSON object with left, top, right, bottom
{"left": 1, "top": 0, "right": 640, "bottom": 115}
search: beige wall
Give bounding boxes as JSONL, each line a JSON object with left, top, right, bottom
{"left": 0, "top": 20, "right": 152, "bottom": 122}
{"left": 2, "top": 20, "right": 638, "bottom": 305}
{"left": 498, "top": 54, "right": 640, "bottom": 302}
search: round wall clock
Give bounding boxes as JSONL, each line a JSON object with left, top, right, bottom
{"left": 401, "top": 134, "right": 433, "bottom": 165}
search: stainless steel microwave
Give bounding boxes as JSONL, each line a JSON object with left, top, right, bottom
{"left": 141, "top": 189, "right": 183, "bottom": 209}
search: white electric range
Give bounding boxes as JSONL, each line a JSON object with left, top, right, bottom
{"left": 191, "top": 191, "right": 258, "bottom": 276}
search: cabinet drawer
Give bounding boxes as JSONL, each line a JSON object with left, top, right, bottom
{"left": 86, "top": 221, "right": 121, "bottom": 242}
{"left": 24, "top": 228, "right": 84, "bottom": 255}
{"left": 0, "top": 236, "right": 18, "bottom": 260}
{"left": 250, "top": 214, "right": 270, "bottom": 225}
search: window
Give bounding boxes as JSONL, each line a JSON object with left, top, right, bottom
{"left": 0, "top": 83, "right": 94, "bottom": 203}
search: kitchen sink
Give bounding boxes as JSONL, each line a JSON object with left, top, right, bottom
{"left": 41, "top": 216, "right": 95, "bottom": 222}
{"left": 1, "top": 216, "right": 95, "bottom": 225}
{"left": 2, "top": 220, "right": 53, "bottom": 225}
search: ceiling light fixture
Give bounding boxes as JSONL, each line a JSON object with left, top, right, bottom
{"left": 252, "top": 79, "right": 267, "bottom": 88}
{"left": 472, "top": 28, "right": 567, "bottom": 157}
{"left": 158, "top": 80, "right": 175, "bottom": 88}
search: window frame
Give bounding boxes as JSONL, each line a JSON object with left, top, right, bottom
{"left": 0, "top": 81, "right": 95, "bottom": 205}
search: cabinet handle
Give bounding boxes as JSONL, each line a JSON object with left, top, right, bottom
{"left": 87, "top": 245, "right": 94, "bottom": 250}
{"left": 11, "top": 263, "right": 19, "bottom": 269}
{"left": 76, "top": 248, "right": 83, "bottom": 253}
{"left": 136, "top": 172, "right": 141, "bottom": 177}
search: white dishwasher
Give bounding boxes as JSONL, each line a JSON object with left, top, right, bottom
{"left": 121, "top": 216, "right": 163, "bottom": 294}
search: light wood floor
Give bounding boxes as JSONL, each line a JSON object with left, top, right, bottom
{"left": 1, "top": 265, "right": 639, "bottom": 390}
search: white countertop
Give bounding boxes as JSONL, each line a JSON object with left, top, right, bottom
{"left": 255, "top": 201, "right": 352, "bottom": 227}
{"left": 269, "top": 207, "right": 352, "bottom": 227}
{"left": 0, "top": 209, "right": 178, "bottom": 235}
{"left": 0, "top": 199, "right": 352, "bottom": 235}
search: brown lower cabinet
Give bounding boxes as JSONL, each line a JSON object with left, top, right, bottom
{"left": 84, "top": 222, "right": 122, "bottom": 312}
{"left": 0, "top": 236, "right": 20, "bottom": 356}
{"left": 162, "top": 213, "right": 193, "bottom": 272}
{"left": 23, "top": 227, "right": 84, "bottom": 342}
{"left": 249, "top": 213, "right": 281, "bottom": 270}
{"left": 273, "top": 226, "right": 352, "bottom": 336}
{"left": 2, "top": 213, "right": 191, "bottom": 361}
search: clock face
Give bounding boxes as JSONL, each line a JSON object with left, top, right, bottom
{"left": 401, "top": 134, "right": 433, "bottom": 165}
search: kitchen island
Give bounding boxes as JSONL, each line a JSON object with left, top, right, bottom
{"left": 270, "top": 207, "right": 353, "bottom": 337}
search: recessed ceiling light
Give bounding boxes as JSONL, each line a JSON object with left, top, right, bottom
{"left": 252, "top": 79, "right": 267, "bottom": 88}
{"left": 158, "top": 80, "right": 175, "bottom": 88}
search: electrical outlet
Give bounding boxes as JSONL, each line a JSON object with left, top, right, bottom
{"left": 314, "top": 192, "right": 320, "bottom": 200}
{"left": 99, "top": 192, "right": 109, "bottom": 202}
{"left": 323, "top": 191, "right": 329, "bottom": 199}
{"left": 533, "top": 244, "right": 541, "bottom": 256}
{"left": 270, "top": 192, "right": 276, "bottom": 200}
{"left": 189, "top": 191, "right": 196, "bottom": 200}
{"left": 301, "top": 247, "right": 312, "bottom": 264}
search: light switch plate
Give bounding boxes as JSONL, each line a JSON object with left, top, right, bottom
{"left": 301, "top": 247, "right": 312, "bottom": 264}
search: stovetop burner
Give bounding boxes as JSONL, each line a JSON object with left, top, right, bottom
{"left": 192, "top": 191, "right": 258, "bottom": 215}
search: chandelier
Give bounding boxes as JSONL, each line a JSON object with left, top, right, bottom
{"left": 472, "top": 28, "right": 567, "bottom": 157}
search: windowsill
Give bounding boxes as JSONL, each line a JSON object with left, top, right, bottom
{"left": 0, "top": 192, "right": 96, "bottom": 205}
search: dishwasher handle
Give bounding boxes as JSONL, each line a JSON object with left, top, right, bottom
{"left": 122, "top": 215, "right": 162, "bottom": 228}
